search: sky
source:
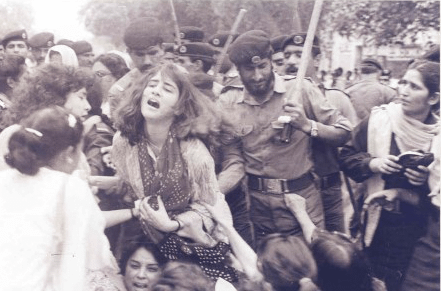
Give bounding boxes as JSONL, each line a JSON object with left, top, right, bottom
{"left": 29, "top": 0, "right": 92, "bottom": 41}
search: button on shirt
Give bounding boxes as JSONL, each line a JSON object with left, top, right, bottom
{"left": 217, "top": 73, "right": 352, "bottom": 192}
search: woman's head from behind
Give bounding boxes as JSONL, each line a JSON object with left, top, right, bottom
{"left": 5, "top": 106, "right": 84, "bottom": 175}
{"left": 2, "top": 64, "right": 92, "bottom": 127}
{"left": 399, "top": 60, "right": 440, "bottom": 120}
{"left": 151, "top": 261, "right": 214, "bottom": 291}
{"left": 116, "top": 63, "right": 222, "bottom": 145}
{"left": 257, "top": 234, "right": 318, "bottom": 291}
{"left": 120, "top": 239, "right": 167, "bottom": 291}
{"left": 310, "top": 230, "right": 373, "bottom": 291}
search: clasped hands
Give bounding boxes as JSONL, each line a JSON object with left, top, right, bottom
{"left": 369, "top": 155, "right": 429, "bottom": 186}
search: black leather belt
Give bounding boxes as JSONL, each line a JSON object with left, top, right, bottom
{"left": 247, "top": 172, "right": 314, "bottom": 194}
{"left": 319, "top": 172, "right": 341, "bottom": 189}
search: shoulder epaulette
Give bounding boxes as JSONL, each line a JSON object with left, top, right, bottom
{"left": 324, "top": 88, "right": 351, "bottom": 98}
{"left": 220, "top": 85, "right": 243, "bottom": 95}
{"left": 282, "top": 75, "right": 314, "bottom": 84}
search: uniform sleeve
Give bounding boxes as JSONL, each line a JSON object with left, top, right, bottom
{"left": 84, "top": 124, "right": 114, "bottom": 176}
{"left": 300, "top": 81, "right": 353, "bottom": 132}
{"left": 339, "top": 117, "right": 375, "bottom": 182}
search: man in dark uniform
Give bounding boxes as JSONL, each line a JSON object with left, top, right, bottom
{"left": 345, "top": 58, "right": 397, "bottom": 120}
{"left": 175, "top": 42, "right": 221, "bottom": 100}
{"left": 108, "top": 17, "right": 164, "bottom": 121}
{"left": 2, "top": 29, "right": 29, "bottom": 59}
{"left": 217, "top": 30, "right": 352, "bottom": 245}
{"left": 270, "top": 35, "right": 287, "bottom": 76}
{"left": 72, "top": 40, "right": 95, "bottom": 68}
{"left": 28, "top": 32, "right": 54, "bottom": 66}
{"left": 283, "top": 33, "right": 358, "bottom": 232}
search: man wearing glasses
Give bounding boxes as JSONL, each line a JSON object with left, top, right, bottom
{"left": 108, "top": 17, "right": 165, "bottom": 121}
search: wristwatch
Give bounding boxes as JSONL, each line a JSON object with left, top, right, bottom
{"left": 310, "top": 120, "right": 318, "bottom": 137}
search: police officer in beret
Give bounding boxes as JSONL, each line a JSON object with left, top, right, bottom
{"left": 108, "top": 17, "right": 165, "bottom": 121}
{"left": 217, "top": 30, "right": 352, "bottom": 245}
{"left": 175, "top": 42, "right": 222, "bottom": 100}
{"left": 28, "top": 32, "right": 54, "bottom": 66}
{"left": 72, "top": 40, "right": 95, "bottom": 68}
{"left": 207, "top": 31, "right": 241, "bottom": 88}
{"left": 282, "top": 33, "right": 358, "bottom": 233}
{"left": 176, "top": 26, "right": 205, "bottom": 44}
{"left": 270, "top": 35, "right": 287, "bottom": 76}
{"left": 2, "top": 29, "right": 29, "bottom": 59}
{"left": 345, "top": 58, "right": 397, "bottom": 120}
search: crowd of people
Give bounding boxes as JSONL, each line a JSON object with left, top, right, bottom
{"left": 0, "top": 16, "right": 439, "bottom": 291}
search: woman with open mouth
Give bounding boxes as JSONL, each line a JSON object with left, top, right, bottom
{"left": 112, "top": 63, "right": 238, "bottom": 283}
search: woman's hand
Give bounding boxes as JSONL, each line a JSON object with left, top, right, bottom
{"left": 404, "top": 166, "right": 429, "bottom": 186}
{"left": 284, "top": 193, "right": 307, "bottom": 217}
{"left": 201, "top": 200, "right": 233, "bottom": 228}
{"left": 369, "top": 155, "right": 402, "bottom": 174}
{"left": 139, "top": 196, "right": 178, "bottom": 233}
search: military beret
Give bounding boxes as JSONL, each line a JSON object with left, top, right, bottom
{"left": 176, "top": 26, "right": 204, "bottom": 42}
{"left": 2, "top": 29, "right": 27, "bottom": 47}
{"left": 422, "top": 44, "right": 440, "bottom": 63}
{"left": 176, "top": 42, "right": 215, "bottom": 63}
{"left": 360, "top": 58, "right": 382, "bottom": 70}
{"left": 207, "top": 32, "right": 239, "bottom": 48}
{"left": 227, "top": 30, "right": 272, "bottom": 65}
{"left": 282, "top": 33, "right": 320, "bottom": 55}
{"left": 271, "top": 35, "right": 288, "bottom": 53}
{"left": 56, "top": 39, "right": 74, "bottom": 48}
{"left": 28, "top": 32, "right": 54, "bottom": 49}
{"left": 123, "top": 18, "right": 163, "bottom": 50}
{"left": 71, "top": 40, "right": 93, "bottom": 55}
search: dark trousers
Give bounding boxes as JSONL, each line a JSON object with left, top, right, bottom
{"left": 225, "top": 185, "right": 253, "bottom": 247}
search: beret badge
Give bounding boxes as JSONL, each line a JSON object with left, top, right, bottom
{"left": 212, "top": 38, "right": 220, "bottom": 46}
{"left": 293, "top": 35, "right": 304, "bottom": 45}
{"left": 22, "top": 32, "right": 27, "bottom": 39}
{"left": 251, "top": 56, "right": 261, "bottom": 64}
{"left": 179, "top": 46, "right": 187, "bottom": 53}
{"left": 179, "top": 32, "right": 185, "bottom": 39}
{"left": 47, "top": 40, "right": 54, "bottom": 47}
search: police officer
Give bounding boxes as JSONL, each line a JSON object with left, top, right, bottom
{"left": 108, "top": 17, "right": 165, "bottom": 121}
{"left": 2, "top": 29, "right": 28, "bottom": 59}
{"left": 283, "top": 33, "right": 358, "bottom": 233}
{"left": 28, "top": 32, "right": 54, "bottom": 66}
{"left": 176, "top": 26, "right": 205, "bottom": 44}
{"left": 270, "top": 35, "right": 287, "bottom": 76}
{"left": 72, "top": 40, "right": 95, "bottom": 68}
{"left": 217, "top": 30, "right": 352, "bottom": 245}
{"left": 175, "top": 42, "right": 221, "bottom": 100}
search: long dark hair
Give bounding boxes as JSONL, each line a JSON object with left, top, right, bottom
{"left": 5, "top": 106, "right": 84, "bottom": 175}
{"left": 115, "top": 63, "right": 224, "bottom": 145}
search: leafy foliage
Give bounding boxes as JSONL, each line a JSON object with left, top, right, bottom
{"left": 0, "top": 0, "right": 34, "bottom": 38}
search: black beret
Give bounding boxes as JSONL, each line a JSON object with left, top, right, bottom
{"left": 2, "top": 29, "right": 27, "bottom": 47}
{"left": 282, "top": 33, "right": 320, "bottom": 55}
{"left": 227, "top": 30, "right": 272, "bottom": 65}
{"left": 56, "top": 39, "right": 74, "bottom": 47}
{"left": 271, "top": 35, "right": 288, "bottom": 53}
{"left": 71, "top": 40, "right": 93, "bottom": 55}
{"left": 422, "top": 44, "right": 440, "bottom": 63}
{"left": 123, "top": 18, "right": 163, "bottom": 50}
{"left": 361, "top": 58, "right": 382, "bottom": 70}
{"left": 176, "top": 26, "right": 204, "bottom": 42}
{"left": 207, "top": 32, "right": 239, "bottom": 48}
{"left": 176, "top": 42, "right": 215, "bottom": 63}
{"left": 28, "top": 32, "right": 54, "bottom": 49}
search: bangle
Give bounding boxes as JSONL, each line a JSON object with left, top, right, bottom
{"left": 173, "top": 219, "right": 182, "bottom": 232}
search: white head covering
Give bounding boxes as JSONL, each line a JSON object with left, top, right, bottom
{"left": 44, "top": 45, "right": 79, "bottom": 67}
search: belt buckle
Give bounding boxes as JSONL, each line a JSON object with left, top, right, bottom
{"left": 265, "top": 179, "right": 283, "bottom": 193}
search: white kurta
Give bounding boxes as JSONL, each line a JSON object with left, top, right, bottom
{"left": 0, "top": 167, "right": 119, "bottom": 291}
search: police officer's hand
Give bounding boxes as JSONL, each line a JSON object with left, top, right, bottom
{"left": 369, "top": 155, "right": 402, "bottom": 175}
{"left": 282, "top": 98, "right": 311, "bottom": 133}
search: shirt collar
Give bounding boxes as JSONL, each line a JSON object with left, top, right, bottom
{"left": 237, "top": 73, "right": 287, "bottom": 105}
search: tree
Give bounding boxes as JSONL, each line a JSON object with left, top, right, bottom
{"left": 0, "top": 0, "right": 34, "bottom": 37}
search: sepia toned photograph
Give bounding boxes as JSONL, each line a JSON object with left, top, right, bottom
{"left": 0, "top": 0, "right": 439, "bottom": 290}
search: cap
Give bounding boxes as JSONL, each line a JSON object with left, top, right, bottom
{"left": 71, "top": 40, "right": 93, "bottom": 55}
{"left": 207, "top": 32, "right": 239, "bottom": 48}
{"left": 227, "top": 30, "right": 272, "bottom": 65}
{"left": 360, "top": 58, "right": 382, "bottom": 71}
{"left": 28, "top": 32, "right": 54, "bottom": 49}
{"left": 176, "top": 42, "right": 215, "bottom": 63}
{"left": 271, "top": 35, "right": 288, "bottom": 53}
{"left": 2, "top": 29, "right": 27, "bottom": 47}
{"left": 56, "top": 39, "right": 74, "bottom": 47}
{"left": 123, "top": 17, "right": 163, "bottom": 50}
{"left": 282, "top": 33, "right": 320, "bottom": 55}
{"left": 176, "top": 26, "right": 204, "bottom": 42}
